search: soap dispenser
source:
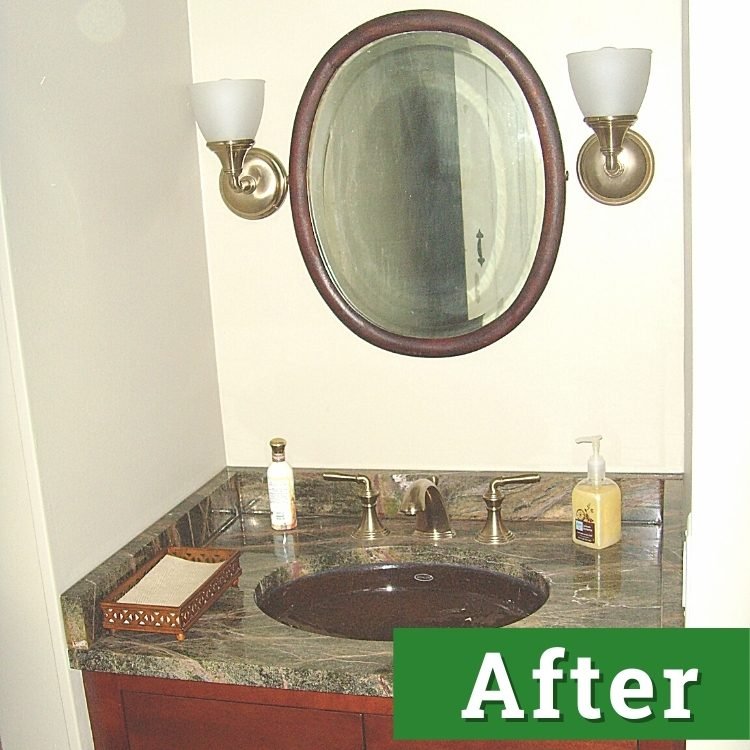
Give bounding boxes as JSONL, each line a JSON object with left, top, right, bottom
{"left": 572, "top": 435, "right": 621, "bottom": 549}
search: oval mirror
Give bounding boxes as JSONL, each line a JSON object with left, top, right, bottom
{"left": 290, "top": 10, "right": 565, "bottom": 357}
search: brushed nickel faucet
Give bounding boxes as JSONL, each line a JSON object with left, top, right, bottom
{"left": 323, "top": 472, "right": 389, "bottom": 540}
{"left": 399, "top": 478, "right": 455, "bottom": 540}
{"left": 476, "top": 474, "right": 540, "bottom": 544}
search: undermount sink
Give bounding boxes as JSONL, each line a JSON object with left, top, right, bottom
{"left": 254, "top": 547, "right": 549, "bottom": 641}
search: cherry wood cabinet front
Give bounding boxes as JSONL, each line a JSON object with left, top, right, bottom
{"left": 82, "top": 672, "right": 684, "bottom": 750}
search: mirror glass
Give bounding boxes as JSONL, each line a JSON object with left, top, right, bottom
{"left": 291, "top": 11, "right": 565, "bottom": 356}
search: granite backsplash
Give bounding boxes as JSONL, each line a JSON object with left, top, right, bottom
{"left": 236, "top": 467, "right": 672, "bottom": 524}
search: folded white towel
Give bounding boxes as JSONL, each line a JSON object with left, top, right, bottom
{"left": 117, "top": 554, "right": 224, "bottom": 607}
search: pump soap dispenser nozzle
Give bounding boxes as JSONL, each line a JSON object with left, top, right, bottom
{"left": 575, "top": 434, "right": 605, "bottom": 485}
{"left": 572, "top": 434, "right": 621, "bottom": 549}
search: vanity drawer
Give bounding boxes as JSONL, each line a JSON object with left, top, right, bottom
{"left": 122, "top": 690, "right": 363, "bottom": 750}
{"left": 84, "top": 672, "right": 369, "bottom": 750}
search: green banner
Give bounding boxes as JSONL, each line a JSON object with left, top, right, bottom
{"left": 393, "top": 628, "right": 749, "bottom": 740}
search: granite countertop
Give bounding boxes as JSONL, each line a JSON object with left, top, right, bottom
{"left": 63, "top": 470, "right": 686, "bottom": 699}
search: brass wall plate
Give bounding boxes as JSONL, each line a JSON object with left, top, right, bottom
{"left": 576, "top": 129, "right": 655, "bottom": 206}
{"left": 220, "top": 147, "right": 288, "bottom": 220}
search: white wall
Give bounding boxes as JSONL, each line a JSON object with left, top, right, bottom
{"left": 685, "top": 0, "right": 750, "bottom": 631}
{"left": 188, "top": 0, "right": 685, "bottom": 474}
{"left": 1, "top": 204, "right": 73, "bottom": 748}
{"left": 683, "top": 6, "right": 750, "bottom": 748}
{"left": 0, "top": 1, "right": 225, "bottom": 747}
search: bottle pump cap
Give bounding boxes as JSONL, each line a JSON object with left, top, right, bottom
{"left": 576, "top": 435, "right": 606, "bottom": 484}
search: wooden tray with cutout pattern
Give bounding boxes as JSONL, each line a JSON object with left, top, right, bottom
{"left": 100, "top": 547, "right": 242, "bottom": 640}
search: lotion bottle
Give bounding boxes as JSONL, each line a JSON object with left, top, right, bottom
{"left": 267, "top": 438, "right": 297, "bottom": 531}
{"left": 572, "top": 435, "right": 621, "bottom": 549}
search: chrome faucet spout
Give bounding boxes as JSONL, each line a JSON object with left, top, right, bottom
{"left": 399, "top": 479, "right": 455, "bottom": 540}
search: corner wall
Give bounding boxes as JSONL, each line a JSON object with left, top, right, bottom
{"left": 0, "top": 2, "right": 225, "bottom": 747}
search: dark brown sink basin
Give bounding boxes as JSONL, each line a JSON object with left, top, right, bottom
{"left": 254, "top": 550, "right": 549, "bottom": 641}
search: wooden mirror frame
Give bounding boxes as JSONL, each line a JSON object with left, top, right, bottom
{"left": 290, "top": 10, "right": 566, "bottom": 357}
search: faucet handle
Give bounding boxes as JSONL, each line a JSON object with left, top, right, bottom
{"left": 322, "top": 472, "right": 389, "bottom": 541}
{"left": 477, "top": 473, "right": 540, "bottom": 545}
{"left": 323, "top": 472, "right": 376, "bottom": 498}
{"left": 487, "top": 473, "right": 541, "bottom": 499}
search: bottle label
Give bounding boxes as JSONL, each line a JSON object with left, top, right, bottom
{"left": 268, "top": 479, "right": 297, "bottom": 530}
{"left": 575, "top": 504, "right": 596, "bottom": 544}
{"left": 575, "top": 519, "right": 596, "bottom": 544}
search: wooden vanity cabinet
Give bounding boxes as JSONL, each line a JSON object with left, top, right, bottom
{"left": 83, "top": 672, "right": 684, "bottom": 750}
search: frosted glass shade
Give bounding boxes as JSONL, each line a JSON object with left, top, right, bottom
{"left": 190, "top": 79, "right": 265, "bottom": 142}
{"left": 567, "top": 48, "right": 651, "bottom": 117}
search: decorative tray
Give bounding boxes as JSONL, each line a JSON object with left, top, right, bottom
{"left": 100, "top": 547, "right": 242, "bottom": 640}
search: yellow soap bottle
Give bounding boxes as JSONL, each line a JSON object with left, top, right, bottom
{"left": 572, "top": 435, "right": 621, "bottom": 549}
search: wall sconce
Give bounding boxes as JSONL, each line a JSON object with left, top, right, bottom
{"left": 190, "top": 79, "right": 288, "bottom": 220}
{"left": 567, "top": 47, "right": 654, "bottom": 206}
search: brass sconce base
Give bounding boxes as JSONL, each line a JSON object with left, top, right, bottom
{"left": 207, "top": 141, "right": 288, "bottom": 220}
{"left": 576, "top": 127, "right": 654, "bottom": 206}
